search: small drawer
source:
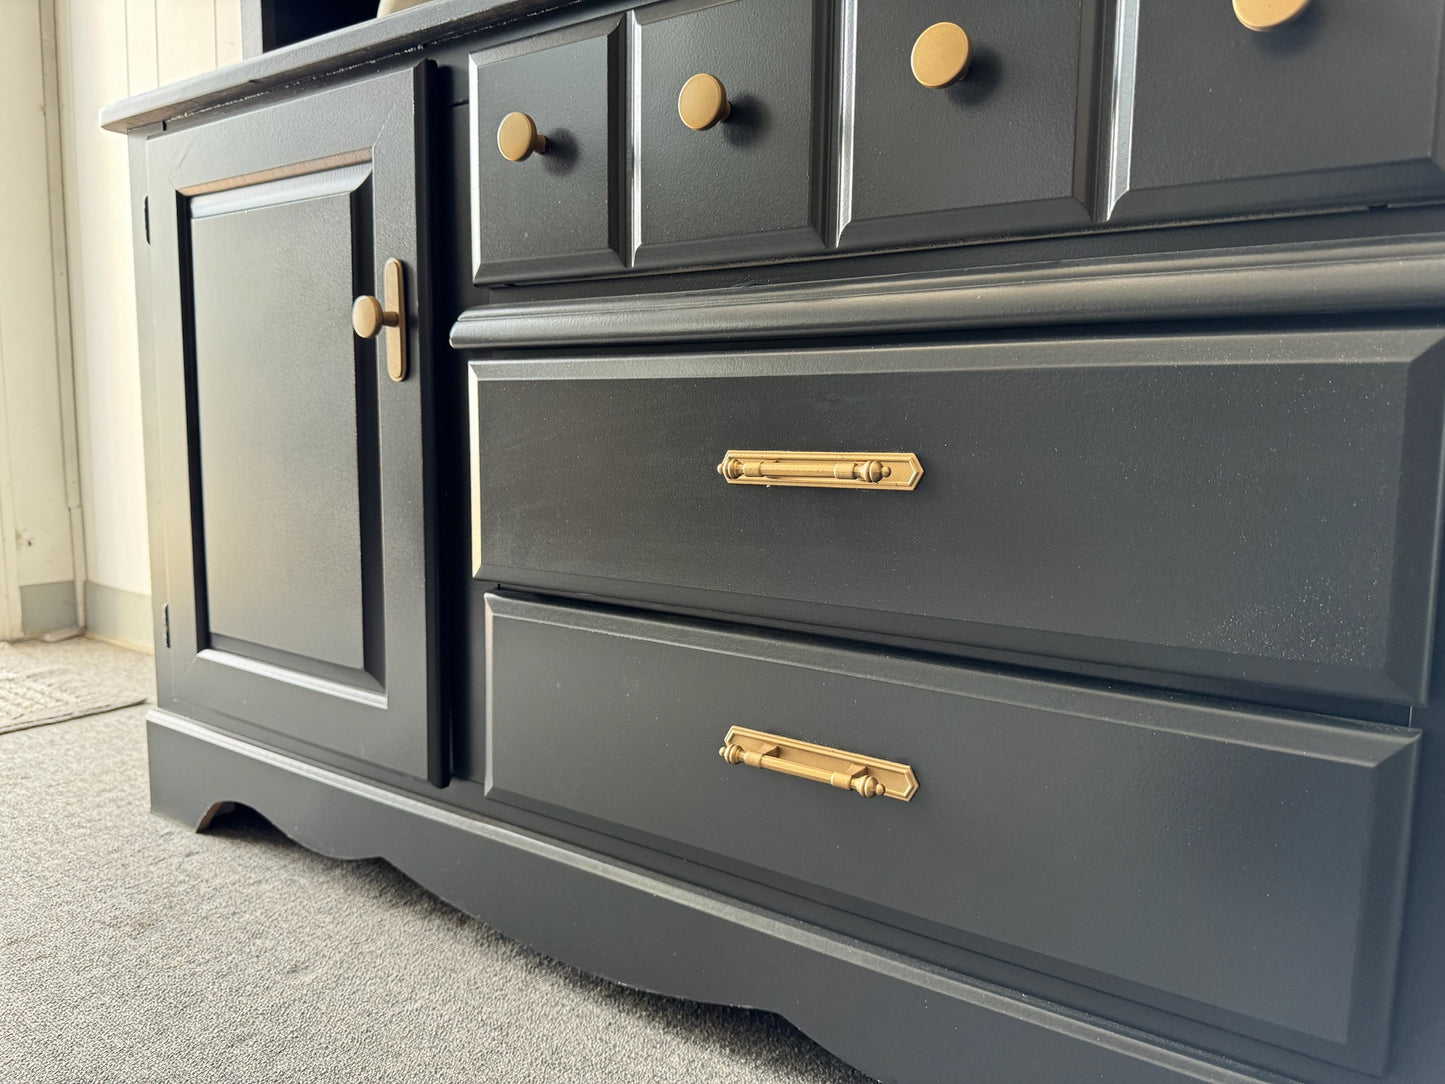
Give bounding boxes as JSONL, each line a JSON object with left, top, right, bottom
{"left": 634, "top": 0, "right": 825, "bottom": 268}
{"left": 1113, "top": 0, "right": 1445, "bottom": 222}
{"left": 480, "top": 593, "right": 1419, "bottom": 1072}
{"left": 469, "top": 326, "right": 1445, "bottom": 704}
{"left": 470, "top": 19, "right": 622, "bottom": 282}
{"left": 841, "top": 0, "right": 1096, "bottom": 249}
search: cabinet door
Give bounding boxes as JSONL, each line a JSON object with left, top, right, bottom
{"left": 145, "top": 65, "right": 440, "bottom": 783}
{"left": 1112, "top": 0, "right": 1445, "bottom": 221}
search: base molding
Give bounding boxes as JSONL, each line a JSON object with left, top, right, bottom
{"left": 146, "top": 709, "right": 1272, "bottom": 1084}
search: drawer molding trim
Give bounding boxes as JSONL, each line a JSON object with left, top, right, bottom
{"left": 451, "top": 235, "right": 1445, "bottom": 348}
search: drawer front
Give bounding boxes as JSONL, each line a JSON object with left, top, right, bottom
{"left": 470, "top": 19, "right": 622, "bottom": 282}
{"left": 842, "top": 0, "right": 1095, "bottom": 249}
{"left": 635, "top": 0, "right": 825, "bottom": 268}
{"left": 1113, "top": 0, "right": 1445, "bottom": 221}
{"left": 482, "top": 594, "right": 1419, "bottom": 1070}
{"left": 469, "top": 327, "right": 1445, "bottom": 704}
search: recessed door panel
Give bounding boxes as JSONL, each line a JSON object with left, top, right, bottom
{"left": 189, "top": 178, "right": 370, "bottom": 676}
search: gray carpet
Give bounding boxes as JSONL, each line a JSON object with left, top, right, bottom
{"left": 0, "top": 638, "right": 869, "bottom": 1083}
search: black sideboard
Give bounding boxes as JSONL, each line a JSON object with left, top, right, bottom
{"left": 108, "top": 1, "right": 1445, "bottom": 1079}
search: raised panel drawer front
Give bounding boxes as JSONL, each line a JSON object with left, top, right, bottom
{"left": 469, "top": 327, "right": 1445, "bottom": 704}
{"left": 482, "top": 594, "right": 1419, "bottom": 1071}
{"left": 1112, "top": 0, "right": 1445, "bottom": 222}
{"left": 470, "top": 18, "right": 621, "bottom": 282}
{"left": 841, "top": 0, "right": 1096, "bottom": 249}
{"left": 634, "top": 0, "right": 825, "bottom": 267}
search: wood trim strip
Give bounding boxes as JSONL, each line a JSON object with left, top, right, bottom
{"left": 450, "top": 235, "right": 1445, "bottom": 349}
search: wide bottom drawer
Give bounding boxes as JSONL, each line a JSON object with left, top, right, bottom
{"left": 480, "top": 593, "right": 1418, "bottom": 1073}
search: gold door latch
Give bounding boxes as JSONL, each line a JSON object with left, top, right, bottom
{"left": 352, "top": 257, "right": 407, "bottom": 382}
{"left": 717, "top": 450, "right": 923, "bottom": 490}
{"left": 719, "top": 726, "right": 919, "bottom": 801}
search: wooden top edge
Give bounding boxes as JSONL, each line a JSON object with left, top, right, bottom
{"left": 100, "top": 0, "right": 595, "bottom": 133}
{"left": 449, "top": 235, "right": 1445, "bottom": 349}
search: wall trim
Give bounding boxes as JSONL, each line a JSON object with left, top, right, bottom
{"left": 19, "top": 579, "right": 78, "bottom": 636}
{"left": 84, "top": 580, "right": 153, "bottom": 653}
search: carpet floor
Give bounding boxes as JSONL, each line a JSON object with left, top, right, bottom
{"left": 0, "top": 638, "right": 868, "bottom": 1084}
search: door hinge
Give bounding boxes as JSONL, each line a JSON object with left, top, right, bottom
{"left": 162, "top": 602, "right": 170, "bottom": 648}
{"left": 143, "top": 197, "right": 150, "bottom": 244}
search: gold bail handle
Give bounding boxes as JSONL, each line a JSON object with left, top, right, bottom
{"left": 718, "top": 727, "right": 918, "bottom": 802}
{"left": 715, "top": 451, "right": 924, "bottom": 491}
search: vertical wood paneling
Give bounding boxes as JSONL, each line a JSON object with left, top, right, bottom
{"left": 125, "top": 0, "right": 159, "bottom": 94}
{"left": 42, "top": 0, "right": 240, "bottom": 638}
{"left": 57, "top": 0, "right": 146, "bottom": 598}
{"left": 0, "top": 0, "right": 75, "bottom": 599}
{"left": 156, "top": 0, "right": 216, "bottom": 86}
{"left": 215, "top": 0, "right": 242, "bottom": 67}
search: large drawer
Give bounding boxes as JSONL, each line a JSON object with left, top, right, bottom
{"left": 480, "top": 593, "right": 1420, "bottom": 1072}
{"left": 468, "top": 326, "right": 1445, "bottom": 704}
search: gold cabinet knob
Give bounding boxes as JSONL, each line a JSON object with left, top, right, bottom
{"left": 352, "top": 258, "right": 408, "bottom": 382}
{"left": 351, "top": 294, "right": 397, "bottom": 339}
{"left": 678, "top": 73, "right": 731, "bottom": 131}
{"left": 1233, "top": 0, "right": 1311, "bottom": 31}
{"left": 911, "top": 22, "right": 971, "bottom": 88}
{"left": 497, "top": 110, "right": 547, "bottom": 162}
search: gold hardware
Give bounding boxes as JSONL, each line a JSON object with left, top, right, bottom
{"left": 678, "top": 73, "right": 731, "bottom": 131}
{"left": 719, "top": 726, "right": 919, "bottom": 802}
{"left": 352, "top": 257, "right": 407, "bottom": 382}
{"left": 497, "top": 111, "right": 547, "bottom": 162}
{"left": 716, "top": 450, "right": 923, "bottom": 491}
{"left": 1233, "top": 0, "right": 1311, "bottom": 30}
{"left": 911, "top": 22, "right": 971, "bottom": 88}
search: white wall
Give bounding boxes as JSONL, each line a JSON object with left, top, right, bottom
{"left": 0, "top": 0, "right": 81, "bottom": 640}
{"left": 54, "top": 0, "right": 240, "bottom": 646}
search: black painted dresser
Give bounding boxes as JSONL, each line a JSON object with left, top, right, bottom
{"left": 107, "top": 1, "right": 1445, "bottom": 1080}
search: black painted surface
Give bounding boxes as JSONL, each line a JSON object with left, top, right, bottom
{"left": 190, "top": 186, "right": 367, "bottom": 671}
{"left": 635, "top": 0, "right": 825, "bottom": 266}
{"left": 1115, "top": 0, "right": 1445, "bottom": 221}
{"left": 470, "top": 18, "right": 623, "bottom": 281}
{"left": 842, "top": 0, "right": 1095, "bottom": 248}
{"left": 144, "top": 65, "right": 441, "bottom": 783}
{"left": 451, "top": 235, "right": 1445, "bottom": 348}
{"left": 118, "top": 2, "right": 1445, "bottom": 1081}
{"left": 148, "top": 710, "right": 1302, "bottom": 1084}
{"left": 481, "top": 594, "right": 1417, "bottom": 1070}
{"left": 469, "top": 329, "right": 1445, "bottom": 704}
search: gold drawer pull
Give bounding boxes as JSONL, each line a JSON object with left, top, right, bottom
{"left": 1233, "top": 0, "right": 1311, "bottom": 31}
{"left": 720, "top": 726, "right": 918, "bottom": 801}
{"left": 717, "top": 450, "right": 923, "bottom": 490}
